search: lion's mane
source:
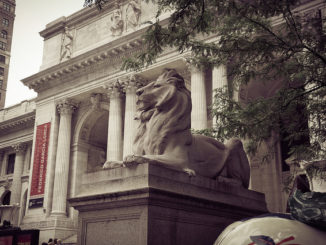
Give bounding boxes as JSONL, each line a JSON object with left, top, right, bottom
{"left": 133, "top": 69, "right": 192, "bottom": 155}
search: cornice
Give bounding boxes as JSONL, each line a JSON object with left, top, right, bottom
{"left": 0, "top": 112, "right": 35, "bottom": 134}
{"left": 22, "top": 33, "right": 145, "bottom": 93}
{"left": 0, "top": 134, "right": 33, "bottom": 150}
{"left": 39, "top": 17, "right": 66, "bottom": 40}
{"left": 39, "top": 0, "right": 128, "bottom": 40}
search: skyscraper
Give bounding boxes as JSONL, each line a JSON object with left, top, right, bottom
{"left": 0, "top": 0, "right": 15, "bottom": 109}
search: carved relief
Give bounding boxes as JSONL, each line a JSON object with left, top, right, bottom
{"left": 126, "top": 0, "right": 141, "bottom": 31}
{"left": 60, "top": 27, "right": 74, "bottom": 61}
{"left": 110, "top": 7, "right": 124, "bottom": 36}
{"left": 90, "top": 93, "right": 102, "bottom": 111}
{"left": 12, "top": 143, "right": 27, "bottom": 154}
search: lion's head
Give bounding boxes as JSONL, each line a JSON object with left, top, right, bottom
{"left": 133, "top": 68, "right": 192, "bottom": 155}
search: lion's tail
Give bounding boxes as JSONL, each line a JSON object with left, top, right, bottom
{"left": 224, "top": 139, "right": 250, "bottom": 188}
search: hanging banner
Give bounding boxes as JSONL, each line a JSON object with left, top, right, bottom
{"left": 29, "top": 122, "right": 51, "bottom": 207}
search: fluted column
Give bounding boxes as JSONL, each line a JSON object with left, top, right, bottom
{"left": 190, "top": 65, "right": 207, "bottom": 130}
{"left": 123, "top": 76, "right": 143, "bottom": 158}
{"left": 212, "top": 65, "right": 228, "bottom": 127}
{"left": 51, "top": 99, "right": 77, "bottom": 216}
{"left": 106, "top": 81, "right": 124, "bottom": 162}
{"left": 10, "top": 143, "right": 27, "bottom": 205}
{"left": 23, "top": 144, "right": 31, "bottom": 173}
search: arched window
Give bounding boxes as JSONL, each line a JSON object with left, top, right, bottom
{"left": 1, "top": 30, "right": 7, "bottom": 39}
{"left": 2, "top": 191, "right": 11, "bottom": 205}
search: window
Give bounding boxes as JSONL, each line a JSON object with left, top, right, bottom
{"left": 3, "top": 2, "right": 10, "bottom": 12}
{"left": 2, "top": 191, "right": 11, "bottom": 205}
{"left": 0, "top": 80, "right": 2, "bottom": 88}
{"left": 6, "top": 153, "right": 15, "bottom": 175}
{"left": 0, "top": 67, "right": 4, "bottom": 75}
{"left": 2, "top": 18, "right": 9, "bottom": 27}
{"left": 0, "top": 41, "right": 6, "bottom": 50}
{"left": 1, "top": 30, "right": 7, "bottom": 39}
{"left": 0, "top": 55, "right": 5, "bottom": 63}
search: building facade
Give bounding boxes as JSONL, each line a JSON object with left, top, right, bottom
{"left": 0, "top": 0, "right": 15, "bottom": 109}
{"left": 0, "top": 0, "right": 325, "bottom": 243}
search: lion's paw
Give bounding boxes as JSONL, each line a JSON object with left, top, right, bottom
{"left": 183, "top": 168, "right": 196, "bottom": 177}
{"left": 103, "top": 161, "right": 124, "bottom": 169}
{"left": 123, "top": 155, "right": 148, "bottom": 167}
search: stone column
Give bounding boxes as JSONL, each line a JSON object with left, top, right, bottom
{"left": 10, "top": 143, "right": 27, "bottom": 205}
{"left": 190, "top": 65, "right": 207, "bottom": 130}
{"left": 23, "top": 144, "right": 31, "bottom": 173}
{"left": 0, "top": 151, "right": 4, "bottom": 176}
{"left": 105, "top": 81, "right": 124, "bottom": 162}
{"left": 123, "top": 76, "right": 143, "bottom": 158}
{"left": 51, "top": 99, "right": 77, "bottom": 216}
{"left": 212, "top": 65, "right": 228, "bottom": 127}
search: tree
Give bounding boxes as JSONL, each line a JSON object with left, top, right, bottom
{"left": 84, "top": 0, "right": 326, "bottom": 162}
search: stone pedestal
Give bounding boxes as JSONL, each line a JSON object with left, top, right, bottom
{"left": 69, "top": 163, "right": 267, "bottom": 245}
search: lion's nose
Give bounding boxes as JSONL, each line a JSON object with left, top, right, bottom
{"left": 136, "top": 89, "right": 143, "bottom": 96}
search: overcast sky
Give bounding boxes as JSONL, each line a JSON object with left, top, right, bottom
{"left": 5, "top": 0, "right": 84, "bottom": 107}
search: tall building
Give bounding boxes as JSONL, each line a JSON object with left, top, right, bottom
{"left": 0, "top": 0, "right": 15, "bottom": 109}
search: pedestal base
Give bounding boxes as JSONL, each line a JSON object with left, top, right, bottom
{"left": 69, "top": 163, "right": 267, "bottom": 245}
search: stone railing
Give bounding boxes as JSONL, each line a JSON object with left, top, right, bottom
{"left": 0, "top": 99, "right": 36, "bottom": 123}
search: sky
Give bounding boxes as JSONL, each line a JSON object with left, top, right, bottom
{"left": 5, "top": 0, "right": 85, "bottom": 107}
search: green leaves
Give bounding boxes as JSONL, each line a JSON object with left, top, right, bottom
{"left": 85, "top": 0, "right": 326, "bottom": 161}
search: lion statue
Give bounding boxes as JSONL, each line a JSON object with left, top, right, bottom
{"left": 106, "top": 68, "right": 250, "bottom": 188}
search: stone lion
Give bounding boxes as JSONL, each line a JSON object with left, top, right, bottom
{"left": 115, "top": 69, "right": 249, "bottom": 188}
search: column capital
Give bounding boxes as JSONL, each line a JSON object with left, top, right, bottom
{"left": 104, "top": 80, "right": 124, "bottom": 99}
{"left": 184, "top": 60, "right": 202, "bottom": 73}
{"left": 12, "top": 143, "right": 27, "bottom": 154}
{"left": 57, "top": 99, "right": 78, "bottom": 115}
{"left": 123, "top": 75, "right": 147, "bottom": 93}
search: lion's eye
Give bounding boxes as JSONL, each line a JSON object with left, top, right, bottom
{"left": 153, "top": 84, "right": 161, "bottom": 88}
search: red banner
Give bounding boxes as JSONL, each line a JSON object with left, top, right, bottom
{"left": 17, "top": 234, "right": 32, "bottom": 245}
{"left": 0, "top": 236, "right": 13, "bottom": 245}
{"left": 30, "top": 122, "right": 51, "bottom": 197}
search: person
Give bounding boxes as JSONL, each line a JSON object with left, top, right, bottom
{"left": 57, "top": 239, "right": 62, "bottom": 245}
{"left": 42, "top": 243, "right": 47, "bottom": 245}
{"left": 54, "top": 238, "right": 57, "bottom": 244}
{"left": 48, "top": 238, "right": 54, "bottom": 245}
